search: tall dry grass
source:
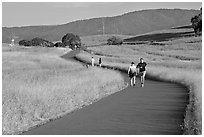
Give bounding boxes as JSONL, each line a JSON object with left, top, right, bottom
{"left": 2, "top": 45, "right": 126, "bottom": 134}
{"left": 76, "top": 35, "right": 202, "bottom": 134}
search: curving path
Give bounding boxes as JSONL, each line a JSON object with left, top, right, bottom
{"left": 22, "top": 50, "right": 189, "bottom": 135}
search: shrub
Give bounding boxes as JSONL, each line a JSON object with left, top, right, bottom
{"left": 80, "top": 43, "right": 87, "bottom": 50}
{"left": 18, "top": 40, "right": 32, "bottom": 46}
{"left": 107, "top": 36, "right": 123, "bottom": 45}
{"left": 61, "top": 33, "right": 81, "bottom": 49}
{"left": 18, "top": 38, "right": 54, "bottom": 47}
{"left": 31, "top": 38, "right": 54, "bottom": 47}
{"left": 54, "top": 42, "right": 65, "bottom": 47}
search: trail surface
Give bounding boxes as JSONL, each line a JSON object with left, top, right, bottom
{"left": 23, "top": 50, "right": 188, "bottom": 135}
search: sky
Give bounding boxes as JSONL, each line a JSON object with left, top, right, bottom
{"left": 2, "top": 2, "right": 202, "bottom": 27}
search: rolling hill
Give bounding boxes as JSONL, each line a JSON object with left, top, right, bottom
{"left": 2, "top": 8, "right": 199, "bottom": 43}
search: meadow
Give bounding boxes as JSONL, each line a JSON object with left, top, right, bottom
{"left": 2, "top": 44, "right": 126, "bottom": 134}
{"left": 77, "top": 30, "right": 202, "bottom": 134}
{"left": 81, "top": 34, "right": 133, "bottom": 47}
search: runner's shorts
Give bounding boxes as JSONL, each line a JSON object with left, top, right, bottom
{"left": 139, "top": 71, "right": 146, "bottom": 77}
{"left": 129, "top": 72, "right": 136, "bottom": 78}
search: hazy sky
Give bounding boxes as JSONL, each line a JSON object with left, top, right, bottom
{"left": 2, "top": 2, "right": 201, "bottom": 27}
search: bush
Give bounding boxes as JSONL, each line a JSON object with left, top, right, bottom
{"left": 18, "top": 40, "right": 32, "bottom": 46}
{"left": 80, "top": 44, "right": 87, "bottom": 50}
{"left": 107, "top": 36, "right": 123, "bottom": 45}
{"left": 31, "top": 37, "right": 54, "bottom": 47}
{"left": 61, "top": 33, "right": 81, "bottom": 49}
{"left": 18, "top": 38, "right": 54, "bottom": 47}
{"left": 54, "top": 42, "right": 65, "bottom": 47}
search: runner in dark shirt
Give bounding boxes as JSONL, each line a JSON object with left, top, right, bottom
{"left": 99, "top": 58, "right": 102, "bottom": 67}
{"left": 136, "top": 58, "right": 147, "bottom": 87}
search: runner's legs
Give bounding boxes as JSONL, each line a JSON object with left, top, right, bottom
{"left": 130, "top": 78, "right": 133, "bottom": 86}
{"left": 133, "top": 76, "right": 136, "bottom": 86}
{"left": 140, "top": 71, "right": 146, "bottom": 87}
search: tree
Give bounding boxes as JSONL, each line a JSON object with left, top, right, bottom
{"left": 61, "top": 33, "right": 81, "bottom": 49}
{"left": 107, "top": 36, "right": 123, "bottom": 45}
{"left": 191, "top": 8, "right": 202, "bottom": 36}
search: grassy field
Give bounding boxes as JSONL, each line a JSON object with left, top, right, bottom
{"left": 81, "top": 34, "right": 133, "bottom": 47}
{"left": 2, "top": 44, "right": 126, "bottom": 134}
{"left": 76, "top": 30, "right": 202, "bottom": 135}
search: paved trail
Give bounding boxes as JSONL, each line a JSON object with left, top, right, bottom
{"left": 23, "top": 50, "right": 189, "bottom": 135}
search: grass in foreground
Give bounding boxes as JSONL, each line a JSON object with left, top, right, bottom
{"left": 2, "top": 45, "right": 126, "bottom": 134}
{"left": 77, "top": 32, "right": 202, "bottom": 134}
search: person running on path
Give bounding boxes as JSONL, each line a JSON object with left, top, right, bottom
{"left": 91, "top": 57, "right": 95, "bottom": 66}
{"left": 99, "top": 58, "right": 102, "bottom": 67}
{"left": 128, "top": 62, "right": 137, "bottom": 86}
{"left": 136, "top": 58, "right": 147, "bottom": 87}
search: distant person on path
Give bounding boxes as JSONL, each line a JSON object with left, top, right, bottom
{"left": 128, "top": 62, "right": 137, "bottom": 86}
{"left": 91, "top": 57, "right": 95, "bottom": 66}
{"left": 136, "top": 58, "right": 147, "bottom": 87}
{"left": 99, "top": 58, "right": 102, "bottom": 67}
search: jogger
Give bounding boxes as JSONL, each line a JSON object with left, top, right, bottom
{"left": 91, "top": 57, "right": 95, "bottom": 66}
{"left": 128, "top": 62, "right": 137, "bottom": 86}
{"left": 136, "top": 58, "right": 147, "bottom": 87}
{"left": 99, "top": 58, "right": 102, "bottom": 67}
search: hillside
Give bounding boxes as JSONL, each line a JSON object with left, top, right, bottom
{"left": 2, "top": 9, "right": 199, "bottom": 43}
{"left": 124, "top": 28, "right": 195, "bottom": 42}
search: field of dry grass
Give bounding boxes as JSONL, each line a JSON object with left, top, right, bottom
{"left": 2, "top": 44, "right": 126, "bottom": 134}
{"left": 81, "top": 34, "right": 133, "bottom": 47}
{"left": 76, "top": 32, "right": 202, "bottom": 134}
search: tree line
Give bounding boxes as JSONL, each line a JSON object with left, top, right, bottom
{"left": 19, "top": 33, "right": 82, "bottom": 49}
{"left": 19, "top": 32, "right": 125, "bottom": 48}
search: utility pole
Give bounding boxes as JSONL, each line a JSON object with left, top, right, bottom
{"left": 114, "top": 22, "right": 116, "bottom": 34}
{"left": 114, "top": 22, "right": 119, "bottom": 34}
{"left": 102, "top": 17, "right": 105, "bottom": 35}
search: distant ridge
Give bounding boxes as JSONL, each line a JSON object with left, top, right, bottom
{"left": 2, "top": 8, "right": 199, "bottom": 43}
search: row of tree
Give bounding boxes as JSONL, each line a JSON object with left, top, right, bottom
{"left": 19, "top": 33, "right": 82, "bottom": 49}
{"left": 19, "top": 33, "right": 124, "bottom": 49}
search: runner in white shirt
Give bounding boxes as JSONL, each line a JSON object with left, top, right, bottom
{"left": 91, "top": 57, "right": 95, "bottom": 66}
{"left": 128, "top": 62, "right": 137, "bottom": 86}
